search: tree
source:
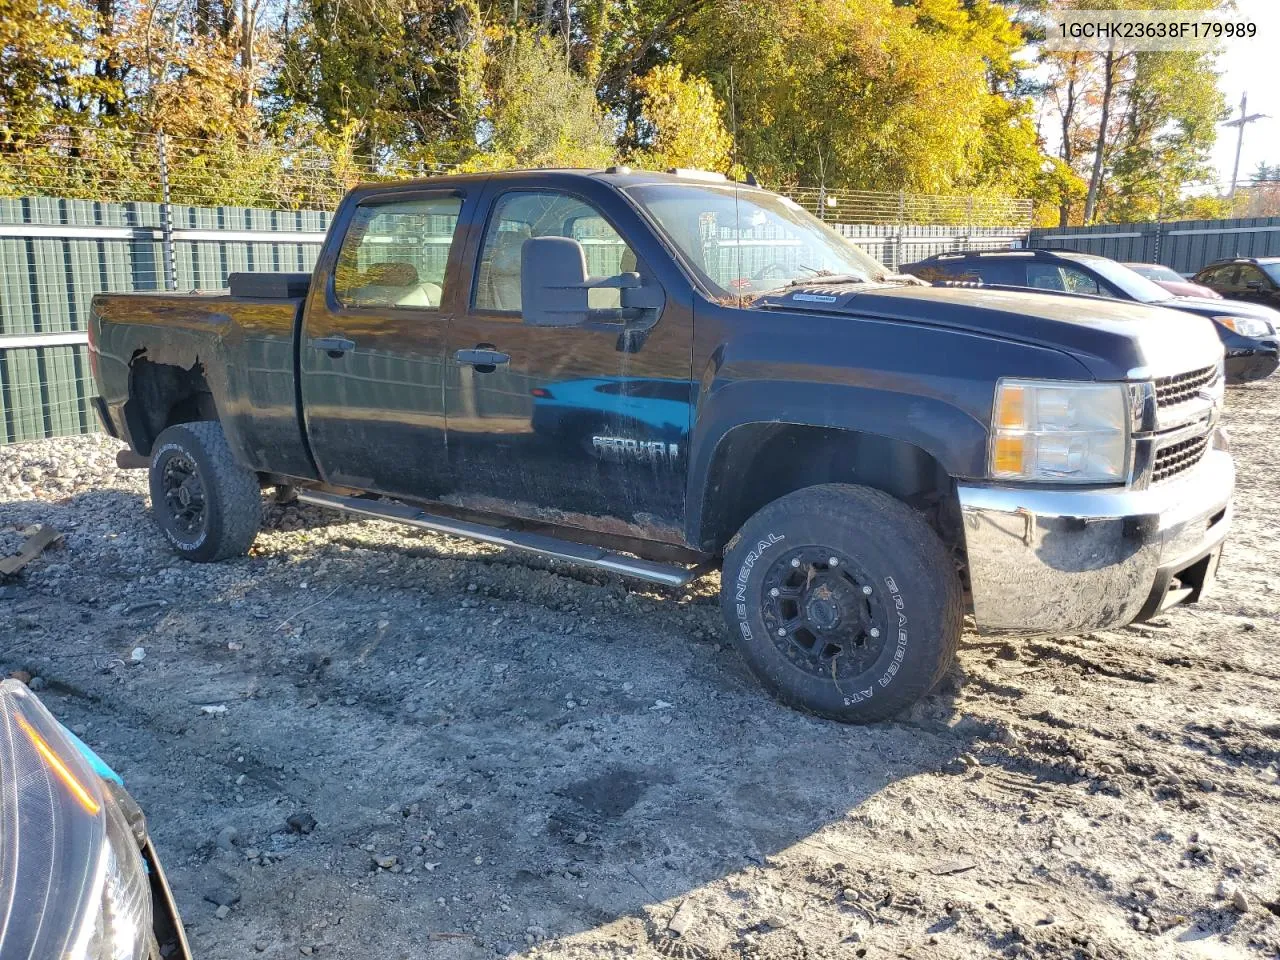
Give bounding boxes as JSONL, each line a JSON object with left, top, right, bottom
{"left": 274, "top": 0, "right": 485, "bottom": 160}
{"left": 673, "top": 0, "right": 1042, "bottom": 195}
{"left": 627, "top": 63, "right": 732, "bottom": 172}
{"left": 0, "top": 0, "right": 120, "bottom": 143}
{"left": 474, "top": 32, "right": 616, "bottom": 169}
{"left": 1036, "top": 0, "right": 1228, "bottom": 224}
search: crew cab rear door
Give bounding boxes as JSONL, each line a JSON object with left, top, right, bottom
{"left": 299, "top": 186, "right": 476, "bottom": 497}
{"left": 444, "top": 179, "right": 693, "bottom": 543}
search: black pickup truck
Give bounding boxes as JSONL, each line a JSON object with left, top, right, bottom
{"left": 89, "top": 169, "right": 1235, "bottom": 723}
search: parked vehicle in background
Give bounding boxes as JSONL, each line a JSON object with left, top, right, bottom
{"left": 1123, "top": 262, "right": 1222, "bottom": 299}
{"left": 1193, "top": 258, "right": 1280, "bottom": 309}
{"left": 903, "top": 249, "right": 1280, "bottom": 383}
{"left": 0, "top": 679, "right": 192, "bottom": 960}
{"left": 90, "top": 169, "right": 1235, "bottom": 723}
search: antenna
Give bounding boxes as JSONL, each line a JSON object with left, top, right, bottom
{"left": 728, "top": 63, "right": 742, "bottom": 305}
{"left": 728, "top": 64, "right": 738, "bottom": 175}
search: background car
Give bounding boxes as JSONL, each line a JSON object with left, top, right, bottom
{"left": 1122, "top": 262, "right": 1222, "bottom": 299}
{"left": 1193, "top": 258, "right": 1280, "bottom": 309}
{"left": 901, "top": 248, "right": 1280, "bottom": 383}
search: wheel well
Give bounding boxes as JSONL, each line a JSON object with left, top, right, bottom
{"left": 698, "top": 423, "right": 965, "bottom": 567}
{"left": 124, "top": 356, "right": 218, "bottom": 456}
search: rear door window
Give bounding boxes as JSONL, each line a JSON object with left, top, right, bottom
{"left": 1026, "top": 264, "right": 1068, "bottom": 291}
{"left": 333, "top": 195, "right": 463, "bottom": 309}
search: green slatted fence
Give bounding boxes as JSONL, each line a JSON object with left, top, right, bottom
{"left": 0, "top": 198, "right": 330, "bottom": 443}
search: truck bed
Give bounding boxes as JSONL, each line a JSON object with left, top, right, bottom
{"left": 89, "top": 287, "right": 317, "bottom": 480}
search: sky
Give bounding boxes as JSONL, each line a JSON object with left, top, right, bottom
{"left": 1212, "top": 0, "right": 1280, "bottom": 187}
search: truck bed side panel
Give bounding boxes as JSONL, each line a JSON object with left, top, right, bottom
{"left": 90, "top": 292, "right": 318, "bottom": 480}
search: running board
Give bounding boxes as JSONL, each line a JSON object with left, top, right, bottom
{"left": 296, "top": 491, "right": 708, "bottom": 588}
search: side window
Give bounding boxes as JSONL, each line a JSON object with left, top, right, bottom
{"left": 473, "top": 191, "right": 635, "bottom": 314}
{"left": 1207, "top": 265, "right": 1238, "bottom": 285}
{"left": 1059, "top": 266, "right": 1109, "bottom": 296}
{"left": 333, "top": 196, "right": 462, "bottom": 309}
{"left": 1026, "top": 264, "right": 1067, "bottom": 291}
{"left": 1239, "top": 265, "right": 1271, "bottom": 288}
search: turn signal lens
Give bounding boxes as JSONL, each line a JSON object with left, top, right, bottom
{"left": 995, "top": 384, "right": 1027, "bottom": 429}
{"left": 992, "top": 435, "right": 1026, "bottom": 475}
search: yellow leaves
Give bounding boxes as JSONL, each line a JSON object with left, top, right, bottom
{"left": 630, "top": 64, "right": 733, "bottom": 173}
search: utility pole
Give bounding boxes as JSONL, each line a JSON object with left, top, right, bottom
{"left": 1225, "top": 92, "right": 1267, "bottom": 199}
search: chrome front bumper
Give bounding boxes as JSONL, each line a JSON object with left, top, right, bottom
{"left": 957, "top": 430, "right": 1234, "bottom": 636}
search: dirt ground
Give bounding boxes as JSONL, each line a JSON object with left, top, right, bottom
{"left": 2, "top": 380, "right": 1279, "bottom": 960}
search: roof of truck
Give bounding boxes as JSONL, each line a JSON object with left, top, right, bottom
{"left": 350, "top": 167, "right": 762, "bottom": 193}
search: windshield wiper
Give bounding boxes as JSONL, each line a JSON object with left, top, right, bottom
{"left": 783, "top": 272, "right": 868, "bottom": 288}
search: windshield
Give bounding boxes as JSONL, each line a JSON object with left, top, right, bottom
{"left": 1130, "top": 264, "right": 1182, "bottom": 283}
{"left": 1260, "top": 262, "right": 1280, "bottom": 285}
{"left": 623, "top": 182, "right": 889, "bottom": 298}
{"left": 1073, "top": 257, "right": 1175, "bottom": 303}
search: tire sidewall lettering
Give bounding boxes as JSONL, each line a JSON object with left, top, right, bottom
{"left": 878, "top": 575, "right": 908, "bottom": 690}
{"left": 734, "top": 533, "right": 784, "bottom": 643}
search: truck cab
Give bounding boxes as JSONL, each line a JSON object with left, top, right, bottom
{"left": 89, "top": 169, "right": 1235, "bottom": 723}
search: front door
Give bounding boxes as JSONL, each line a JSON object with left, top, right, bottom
{"left": 444, "top": 187, "right": 692, "bottom": 543}
{"left": 300, "top": 189, "right": 472, "bottom": 498}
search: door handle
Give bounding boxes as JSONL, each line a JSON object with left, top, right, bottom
{"left": 454, "top": 348, "right": 511, "bottom": 368}
{"left": 309, "top": 336, "right": 356, "bottom": 357}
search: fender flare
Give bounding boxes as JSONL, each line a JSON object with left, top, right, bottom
{"left": 685, "top": 380, "right": 988, "bottom": 548}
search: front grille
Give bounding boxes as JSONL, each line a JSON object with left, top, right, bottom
{"left": 1155, "top": 365, "right": 1217, "bottom": 408}
{"left": 1152, "top": 432, "right": 1211, "bottom": 483}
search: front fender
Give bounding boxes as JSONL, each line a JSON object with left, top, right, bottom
{"left": 684, "top": 313, "right": 1095, "bottom": 549}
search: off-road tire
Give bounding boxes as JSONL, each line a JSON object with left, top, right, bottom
{"left": 148, "top": 421, "right": 261, "bottom": 562}
{"left": 720, "top": 483, "right": 963, "bottom": 723}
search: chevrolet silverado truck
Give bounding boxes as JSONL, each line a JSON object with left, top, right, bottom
{"left": 88, "top": 168, "right": 1235, "bottom": 723}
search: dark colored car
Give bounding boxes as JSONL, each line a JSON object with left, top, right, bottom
{"left": 89, "top": 169, "right": 1233, "bottom": 723}
{"left": 1122, "top": 262, "right": 1221, "bottom": 300}
{"left": 903, "top": 249, "right": 1280, "bottom": 383}
{"left": 1193, "top": 257, "right": 1280, "bottom": 310}
{"left": 0, "top": 680, "right": 192, "bottom": 960}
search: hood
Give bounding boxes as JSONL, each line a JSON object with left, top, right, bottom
{"left": 1155, "top": 280, "right": 1220, "bottom": 299}
{"left": 1164, "top": 295, "right": 1280, "bottom": 323}
{"left": 754, "top": 282, "right": 1223, "bottom": 381}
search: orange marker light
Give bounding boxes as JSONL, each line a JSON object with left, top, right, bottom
{"left": 15, "top": 713, "right": 101, "bottom": 815}
{"left": 996, "top": 384, "right": 1027, "bottom": 430}
{"left": 993, "top": 435, "right": 1026, "bottom": 476}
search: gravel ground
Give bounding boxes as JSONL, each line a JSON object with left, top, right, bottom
{"left": 2, "top": 381, "right": 1280, "bottom": 960}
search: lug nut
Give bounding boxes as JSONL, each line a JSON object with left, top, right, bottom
{"left": 829, "top": 557, "right": 839, "bottom": 566}
{"left": 769, "top": 587, "right": 780, "bottom": 597}
{"left": 777, "top": 628, "right": 787, "bottom": 636}
{"left": 791, "top": 558, "right": 801, "bottom": 568}
{"left": 869, "top": 627, "right": 880, "bottom": 638}
{"left": 862, "top": 585, "right": 873, "bottom": 595}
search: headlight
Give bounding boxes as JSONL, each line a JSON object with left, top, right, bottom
{"left": 1214, "top": 315, "right": 1270, "bottom": 337}
{"left": 0, "top": 680, "right": 152, "bottom": 960}
{"left": 990, "top": 378, "right": 1128, "bottom": 483}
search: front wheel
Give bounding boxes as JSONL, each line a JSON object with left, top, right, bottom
{"left": 148, "top": 421, "right": 262, "bottom": 562}
{"left": 720, "top": 483, "right": 962, "bottom": 723}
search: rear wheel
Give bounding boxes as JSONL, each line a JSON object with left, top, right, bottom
{"left": 148, "top": 421, "right": 262, "bottom": 562}
{"left": 720, "top": 483, "right": 962, "bottom": 723}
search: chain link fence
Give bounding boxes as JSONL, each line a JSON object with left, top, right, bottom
{"left": 0, "top": 129, "right": 1032, "bottom": 443}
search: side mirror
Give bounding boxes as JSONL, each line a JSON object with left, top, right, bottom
{"left": 1246, "top": 279, "right": 1265, "bottom": 292}
{"left": 521, "top": 236, "right": 591, "bottom": 327}
{"left": 520, "top": 236, "right": 661, "bottom": 342}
